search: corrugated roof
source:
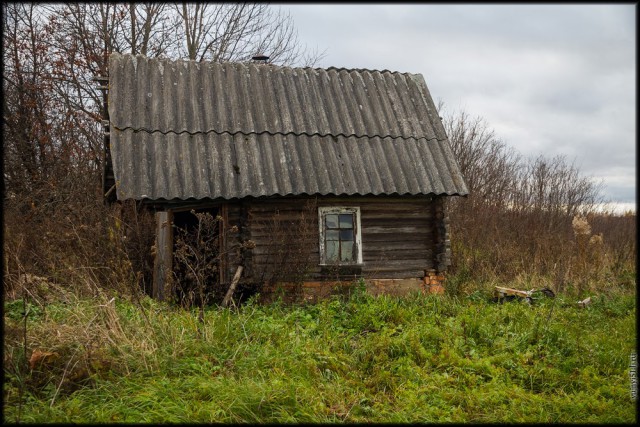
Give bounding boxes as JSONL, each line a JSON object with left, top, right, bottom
{"left": 108, "top": 53, "right": 468, "bottom": 200}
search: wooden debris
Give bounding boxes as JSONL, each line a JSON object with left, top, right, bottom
{"left": 222, "top": 266, "right": 244, "bottom": 308}
{"left": 494, "top": 286, "right": 531, "bottom": 299}
{"left": 577, "top": 296, "right": 592, "bottom": 308}
{"left": 493, "top": 286, "right": 555, "bottom": 304}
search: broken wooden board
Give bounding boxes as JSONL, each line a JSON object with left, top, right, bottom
{"left": 494, "top": 286, "right": 532, "bottom": 299}
{"left": 493, "top": 286, "right": 555, "bottom": 304}
{"left": 577, "top": 296, "right": 592, "bottom": 308}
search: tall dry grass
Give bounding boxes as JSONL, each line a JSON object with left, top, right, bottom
{"left": 3, "top": 194, "right": 154, "bottom": 302}
{"left": 446, "top": 192, "right": 635, "bottom": 297}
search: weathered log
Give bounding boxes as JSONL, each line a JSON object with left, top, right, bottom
{"left": 153, "top": 211, "right": 173, "bottom": 301}
{"left": 222, "top": 266, "right": 244, "bottom": 307}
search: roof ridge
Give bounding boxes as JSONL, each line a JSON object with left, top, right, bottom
{"left": 319, "top": 66, "right": 411, "bottom": 75}
{"left": 110, "top": 52, "right": 414, "bottom": 76}
{"left": 111, "top": 125, "right": 445, "bottom": 142}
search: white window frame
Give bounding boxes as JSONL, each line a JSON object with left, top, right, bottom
{"left": 318, "top": 206, "right": 362, "bottom": 266}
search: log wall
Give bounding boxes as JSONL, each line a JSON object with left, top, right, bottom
{"left": 150, "top": 194, "right": 452, "bottom": 301}
{"left": 222, "top": 195, "right": 442, "bottom": 284}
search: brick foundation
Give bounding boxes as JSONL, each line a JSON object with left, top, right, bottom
{"left": 424, "top": 269, "right": 445, "bottom": 294}
{"left": 259, "top": 270, "right": 446, "bottom": 303}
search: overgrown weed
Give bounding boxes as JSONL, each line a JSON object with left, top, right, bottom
{"left": 4, "top": 288, "right": 635, "bottom": 423}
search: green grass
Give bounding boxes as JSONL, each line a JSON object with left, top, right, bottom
{"left": 3, "top": 288, "right": 637, "bottom": 423}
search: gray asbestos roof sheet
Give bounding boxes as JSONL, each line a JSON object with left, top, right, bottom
{"left": 108, "top": 53, "right": 468, "bottom": 200}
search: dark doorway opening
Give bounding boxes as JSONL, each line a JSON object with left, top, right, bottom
{"left": 172, "top": 207, "right": 222, "bottom": 307}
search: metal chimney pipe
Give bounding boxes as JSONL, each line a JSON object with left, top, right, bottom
{"left": 251, "top": 54, "right": 269, "bottom": 63}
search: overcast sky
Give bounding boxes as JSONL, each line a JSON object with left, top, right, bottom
{"left": 285, "top": 3, "right": 636, "bottom": 213}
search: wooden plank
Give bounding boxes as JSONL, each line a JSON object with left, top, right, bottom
{"left": 363, "top": 243, "right": 430, "bottom": 253}
{"left": 362, "top": 258, "right": 430, "bottom": 268}
{"left": 360, "top": 226, "right": 426, "bottom": 234}
{"left": 362, "top": 234, "right": 430, "bottom": 243}
{"left": 362, "top": 212, "right": 430, "bottom": 220}
{"left": 222, "top": 266, "right": 244, "bottom": 307}
{"left": 248, "top": 238, "right": 429, "bottom": 253}
{"left": 360, "top": 212, "right": 431, "bottom": 220}
{"left": 250, "top": 247, "right": 320, "bottom": 258}
{"left": 361, "top": 239, "right": 429, "bottom": 249}
{"left": 317, "top": 196, "right": 433, "bottom": 205}
{"left": 224, "top": 217, "right": 243, "bottom": 275}
{"left": 219, "top": 203, "right": 228, "bottom": 285}
{"left": 494, "top": 286, "right": 530, "bottom": 298}
{"left": 152, "top": 210, "right": 173, "bottom": 301}
{"left": 577, "top": 297, "right": 592, "bottom": 308}
{"left": 249, "top": 223, "right": 316, "bottom": 232}
{"left": 248, "top": 195, "right": 431, "bottom": 208}
{"left": 248, "top": 210, "right": 317, "bottom": 220}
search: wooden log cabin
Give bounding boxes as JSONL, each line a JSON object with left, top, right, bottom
{"left": 105, "top": 53, "right": 468, "bottom": 303}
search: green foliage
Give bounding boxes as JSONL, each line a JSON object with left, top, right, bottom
{"left": 3, "top": 291, "right": 636, "bottom": 423}
{"left": 3, "top": 299, "right": 43, "bottom": 322}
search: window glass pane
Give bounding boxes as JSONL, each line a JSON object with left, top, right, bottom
{"left": 320, "top": 208, "right": 360, "bottom": 264}
{"left": 339, "top": 214, "right": 353, "bottom": 228}
{"left": 326, "top": 240, "right": 339, "bottom": 262}
{"left": 340, "top": 241, "right": 354, "bottom": 262}
{"left": 340, "top": 229, "right": 354, "bottom": 241}
{"left": 325, "top": 214, "right": 339, "bottom": 228}
{"left": 326, "top": 230, "right": 340, "bottom": 241}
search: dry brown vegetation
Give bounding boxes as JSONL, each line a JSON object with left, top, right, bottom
{"left": 443, "top": 110, "right": 636, "bottom": 296}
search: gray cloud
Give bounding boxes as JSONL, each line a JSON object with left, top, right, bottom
{"left": 286, "top": 4, "right": 636, "bottom": 211}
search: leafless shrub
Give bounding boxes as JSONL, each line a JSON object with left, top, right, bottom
{"left": 171, "top": 209, "right": 255, "bottom": 311}
{"left": 172, "top": 211, "right": 223, "bottom": 309}
{"left": 444, "top": 110, "right": 520, "bottom": 211}
{"left": 588, "top": 212, "right": 636, "bottom": 286}
{"left": 117, "top": 201, "right": 156, "bottom": 296}
{"left": 2, "top": 3, "right": 144, "bottom": 301}
{"left": 2, "top": 186, "right": 154, "bottom": 304}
